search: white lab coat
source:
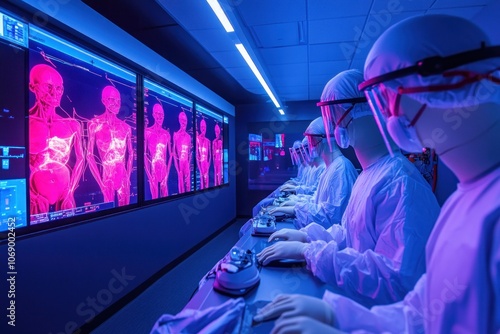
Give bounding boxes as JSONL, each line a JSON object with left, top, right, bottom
{"left": 302, "top": 153, "right": 440, "bottom": 304}
{"left": 251, "top": 164, "right": 325, "bottom": 217}
{"left": 323, "top": 166, "right": 500, "bottom": 333}
{"left": 295, "top": 163, "right": 326, "bottom": 195}
{"left": 294, "top": 155, "right": 357, "bottom": 229}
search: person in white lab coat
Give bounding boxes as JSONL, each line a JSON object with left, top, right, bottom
{"left": 268, "top": 116, "right": 358, "bottom": 229}
{"left": 289, "top": 140, "right": 307, "bottom": 183}
{"left": 257, "top": 69, "right": 440, "bottom": 306}
{"left": 251, "top": 137, "right": 325, "bottom": 217}
{"left": 256, "top": 15, "right": 500, "bottom": 334}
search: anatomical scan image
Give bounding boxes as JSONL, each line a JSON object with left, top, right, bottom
{"left": 144, "top": 82, "right": 194, "bottom": 200}
{"left": 195, "top": 107, "right": 223, "bottom": 190}
{"left": 29, "top": 38, "right": 137, "bottom": 224}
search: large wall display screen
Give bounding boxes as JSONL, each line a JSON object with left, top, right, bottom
{"left": 28, "top": 27, "right": 138, "bottom": 225}
{"left": 0, "top": 27, "right": 28, "bottom": 232}
{"left": 144, "top": 79, "right": 194, "bottom": 199}
{"left": 195, "top": 105, "right": 223, "bottom": 190}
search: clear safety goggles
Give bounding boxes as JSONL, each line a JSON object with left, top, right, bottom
{"left": 303, "top": 132, "right": 332, "bottom": 159}
{"left": 298, "top": 143, "right": 310, "bottom": 163}
{"left": 358, "top": 44, "right": 500, "bottom": 155}
{"left": 316, "top": 97, "right": 367, "bottom": 151}
{"left": 289, "top": 147, "right": 300, "bottom": 165}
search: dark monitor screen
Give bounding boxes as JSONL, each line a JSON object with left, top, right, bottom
{"left": 195, "top": 105, "right": 223, "bottom": 190}
{"left": 28, "top": 27, "right": 138, "bottom": 226}
{"left": 144, "top": 79, "right": 194, "bottom": 199}
{"left": 0, "top": 10, "right": 28, "bottom": 48}
{"left": 0, "top": 38, "right": 27, "bottom": 232}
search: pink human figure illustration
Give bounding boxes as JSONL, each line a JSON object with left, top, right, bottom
{"left": 212, "top": 123, "right": 223, "bottom": 186}
{"left": 173, "top": 111, "right": 192, "bottom": 193}
{"left": 196, "top": 119, "right": 211, "bottom": 189}
{"left": 28, "top": 64, "right": 85, "bottom": 216}
{"left": 87, "top": 85, "right": 133, "bottom": 206}
{"left": 145, "top": 103, "right": 172, "bottom": 199}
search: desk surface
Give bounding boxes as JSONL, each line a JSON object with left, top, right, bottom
{"left": 185, "top": 220, "right": 339, "bottom": 311}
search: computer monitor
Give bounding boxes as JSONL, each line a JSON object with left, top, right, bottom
{"left": 195, "top": 105, "right": 223, "bottom": 190}
{"left": 0, "top": 16, "right": 28, "bottom": 231}
{"left": 28, "top": 26, "right": 138, "bottom": 225}
{"left": 144, "top": 79, "right": 194, "bottom": 199}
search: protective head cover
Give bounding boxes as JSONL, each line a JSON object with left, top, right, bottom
{"left": 318, "top": 70, "right": 372, "bottom": 150}
{"left": 303, "top": 117, "right": 330, "bottom": 159}
{"left": 361, "top": 14, "right": 500, "bottom": 153}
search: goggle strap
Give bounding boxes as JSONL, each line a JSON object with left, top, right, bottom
{"left": 409, "top": 103, "right": 427, "bottom": 127}
{"left": 336, "top": 105, "right": 355, "bottom": 126}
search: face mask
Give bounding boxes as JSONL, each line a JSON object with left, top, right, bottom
{"left": 334, "top": 126, "right": 349, "bottom": 149}
{"left": 309, "top": 145, "right": 319, "bottom": 159}
{"left": 386, "top": 115, "right": 424, "bottom": 153}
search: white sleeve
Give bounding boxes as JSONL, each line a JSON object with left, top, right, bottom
{"left": 295, "top": 183, "right": 318, "bottom": 195}
{"left": 322, "top": 275, "right": 426, "bottom": 334}
{"left": 301, "top": 223, "right": 346, "bottom": 245}
{"left": 303, "top": 239, "right": 409, "bottom": 303}
{"left": 303, "top": 175, "right": 438, "bottom": 303}
{"left": 294, "top": 168, "right": 350, "bottom": 229}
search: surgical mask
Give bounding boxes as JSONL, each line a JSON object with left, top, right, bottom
{"left": 386, "top": 115, "right": 424, "bottom": 153}
{"left": 334, "top": 117, "right": 353, "bottom": 149}
{"left": 309, "top": 145, "right": 320, "bottom": 159}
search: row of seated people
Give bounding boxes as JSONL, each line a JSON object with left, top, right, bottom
{"left": 152, "top": 14, "right": 499, "bottom": 334}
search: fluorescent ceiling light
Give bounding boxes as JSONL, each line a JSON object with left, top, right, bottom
{"left": 278, "top": 109, "right": 285, "bottom": 115}
{"left": 235, "top": 43, "right": 281, "bottom": 109}
{"left": 206, "top": 0, "right": 234, "bottom": 32}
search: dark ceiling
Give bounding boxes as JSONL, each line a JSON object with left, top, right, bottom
{"left": 83, "top": 0, "right": 267, "bottom": 106}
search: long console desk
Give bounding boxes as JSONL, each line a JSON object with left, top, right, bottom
{"left": 183, "top": 219, "right": 345, "bottom": 331}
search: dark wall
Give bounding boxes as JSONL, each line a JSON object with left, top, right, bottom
{"left": 235, "top": 101, "right": 360, "bottom": 216}
{"left": 0, "top": 117, "right": 236, "bottom": 334}
{"left": 236, "top": 102, "right": 313, "bottom": 216}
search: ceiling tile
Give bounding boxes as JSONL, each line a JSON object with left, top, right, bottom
{"left": 349, "top": 57, "right": 367, "bottom": 72}
{"left": 309, "top": 43, "right": 355, "bottom": 63}
{"left": 235, "top": 0, "right": 307, "bottom": 26}
{"left": 307, "top": 0, "right": 373, "bottom": 20}
{"left": 268, "top": 63, "right": 308, "bottom": 79}
{"left": 273, "top": 73, "right": 308, "bottom": 87}
{"left": 309, "top": 73, "right": 339, "bottom": 90}
{"left": 251, "top": 22, "right": 302, "bottom": 48}
{"left": 431, "top": 0, "right": 493, "bottom": 8}
{"left": 357, "top": 11, "right": 425, "bottom": 47}
{"left": 309, "top": 60, "right": 349, "bottom": 76}
{"left": 260, "top": 45, "right": 308, "bottom": 65}
{"left": 308, "top": 16, "right": 367, "bottom": 44}
{"left": 309, "top": 84, "right": 326, "bottom": 100}
{"left": 371, "top": 0, "right": 435, "bottom": 12}
{"left": 426, "top": 6, "right": 486, "bottom": 19}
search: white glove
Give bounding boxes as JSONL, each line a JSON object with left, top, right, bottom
{"left": 268, "top": 206, "right": 295, "bottom": 216}
{"left": 272, "top": 316, "right": 342, "bottom": 334}
{"left": 254, "top": 294, "right": 335, "bottom": 326}
{"left": 268, "top": 229, "right": 307, "bottom": 243}
{"left": 280, "top": 200, "right": 297, "bottom": 207}
{"left": 280, "top": 184, "right": 296, "bottom": 192}
{"left": 257, "top": 241, "right": 307, "bottom": 266}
